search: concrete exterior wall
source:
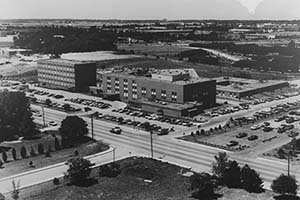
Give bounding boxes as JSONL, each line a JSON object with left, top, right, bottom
{"left": 74, "top": 63, "right": 97, "bottom": 92}
{"left": 103, "top": 73, "right": 216, "bottom": 107}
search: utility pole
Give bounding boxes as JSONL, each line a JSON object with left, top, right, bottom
{"left": 288, "top": 138, "right": 296, "bottom": 176}
{"left": 113, "top": 147, "right": 116, "bottom": 163}
{"left": 150, "top": 131, "right": 153, "bottom": 158}
{"left": 90, "top": 114, "right": 94, "bottom": 140}
{"left": 288, "top": 151, "right": 291, "bottom": 176}
{"left": 42, "top": 106, "right": 45, "bottom": 127}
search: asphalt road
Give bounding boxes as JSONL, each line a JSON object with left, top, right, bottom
{"left": 0, "top": 106, "right": 296, "bottom": 194}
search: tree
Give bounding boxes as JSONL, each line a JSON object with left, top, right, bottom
{"left": 271, "top": 174, "right": 298, "bottom": 196}
{"left": 0, "top": 160, "right": 3, "bottom": 168}
{"left": 45, "top": 99, "right": 52, "bottom": 107}
{"left": 65, "top": 157, "right": 94, "bottom": 185}
{"left": 20, "top": 146, "right": 27, "bottom": 158}
{"left": 63, "top": 103, "right": 71, "bottom": 111}
{"left": 222, "top": 160, "right": 241, "bottom": 188}
{"left": 117, "top": 117, "right": 124, "bottom": 124}
{"left": 12, "top": 148, "right": 17, "bottom": 160}
{"left": 201, "top": 129, "right": 205, "bottom": 135}
{"left": 54, "top": 137, "right": 60, "bottom": 150}
{"left": 190, "top": 173, "right": 216, "bottom": 200}
{"left": 11, "top": 180, "right": 20, "bottom": 200}
{"left": 30, "top": 146, "right": 36, "bottom": 157}
{"left": 59, "top": 116, "right": 88, "bottom": 146}
{"left": 141, "top": 121, "right": 151, "bottom": 131}
{"left": 2, "top": 151, "right": 7, "bottom": 162}
{"left": 240, "top": 164, "right": 264, "bottom": 193}
{"left": 0, "top": 91, "right": 37, "bottom": 139}
{"left": 37, "top": 143, "right": 44, "bottom": 154}
{"left": 0, "top": 193, "right": 5, "bottom": 200}
{"left": 212, "top": 152, "right": 230, "bottom": 179}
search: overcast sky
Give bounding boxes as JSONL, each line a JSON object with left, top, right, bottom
{"left": 0, "top": 0, "right": 299, "bottom": 20}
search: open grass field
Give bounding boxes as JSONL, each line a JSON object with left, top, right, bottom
{"left": 17, "top": 157, "right": 277, "bottom": 200}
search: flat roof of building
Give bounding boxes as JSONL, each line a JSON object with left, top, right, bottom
{"left": 105, "top": 71, "right": 213, "bottom": 85}
{"left": 37, "top": 58, "right": 96, "bottom": 65}
{"left": 215, "top": 77, "right": 288, "bottom": 93}
{"left": 136, "top": 99, "right": 203, "bottom": 111}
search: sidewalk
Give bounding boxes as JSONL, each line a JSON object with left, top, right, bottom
{"left": 0, "top": 147, "right": 117, "bottom": 194}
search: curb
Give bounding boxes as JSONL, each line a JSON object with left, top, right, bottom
{"left": 0, "top": 146, "right": 113, "bottom": 183}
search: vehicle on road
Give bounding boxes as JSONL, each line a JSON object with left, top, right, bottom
{"left": 48, "top": 121, "right": 58, "bottom": 126}
{"left": 110, "top": 127, "right": 122, "bottom": 134}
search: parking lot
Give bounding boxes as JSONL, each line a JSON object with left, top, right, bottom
{"left": 181, "top": 100, "right": 300, "bottom": 155}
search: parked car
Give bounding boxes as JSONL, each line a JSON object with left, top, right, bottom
{"left": 263, "top": 127, "right": 274, "bottom": 132}
{"left": 227, "top": 140, "right": 239, "bottom": 147}
{"left": 248, "top": 135, "right": 258, "bottom": 141}
{"left": 236, "top": 132, "right": 248, "bottom": 138}
{"left": 250, "top": 125, "right": 261, "bottom": 130}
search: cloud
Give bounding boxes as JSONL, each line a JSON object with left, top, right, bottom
{"left": 0, "top": 0, "right": 298, "bottom": 20}
{"left": 236, "top": 0, "right": 264, "bottom": 14}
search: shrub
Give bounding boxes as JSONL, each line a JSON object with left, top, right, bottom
{"left": 240, "top": 164, "right": 264, "bottom": 193}
{"left": 12, "top": 148, "right": 17, "bottom": 160}
{"left": 54, "top": 137, "right": 60, "bottom": 150}
{"left": 0, "top": 160, "right": 3, "bottom": 168}
{"left": 30, "top": 146, "right": 36, "bottom": 157}
{"left": 2, "top": 151, "right": 7, "bottom": 163}
{"left": 271, "top": 174, "right": 298, "bottom": 196}
{"left": 53, "top": 177, "right": 60, "bottom": 185}
{"left": 99, "top": 163, "right": 121, "bottom": 178}
{"left": 37, "top": 143, "right": 44, "bottom": 154}
{"left": 45, "top": 151, "right": 51, "bottom": 157}
{"left": 190, "top": 173, "right": 216, "bottom": 200}
{"left": 65, "top": 157, "right": 94, "bottom": 185}
{"left": 20, "top": 146, "right": 27, "bottom": 158}
{"left": 48, "top": 145, "right": 53, "bottom": 153}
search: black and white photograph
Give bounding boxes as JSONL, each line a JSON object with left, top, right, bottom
{"left": 0, "top": 0, "right": 300, "bottom": 199}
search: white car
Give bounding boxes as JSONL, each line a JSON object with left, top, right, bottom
{"left": 48, "top": 121, "right": 58, "bottom": 126}
{"left": 250, "top": 125, "right": 261, "bottom": 130}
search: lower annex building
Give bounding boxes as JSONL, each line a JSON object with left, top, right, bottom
{"left": 101, "top": 69, "right": 216, "bottom": 118}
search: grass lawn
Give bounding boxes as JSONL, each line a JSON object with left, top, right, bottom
{"left": 0, "top": 131, "right": 109, "bottom": 179}
{"left": 17, "top": 157, "right": 277, "bottom": 200}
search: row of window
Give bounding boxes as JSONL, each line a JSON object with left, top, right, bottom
{"left": 39, "top": 79, "right": 75, "bottom": 87}
{"left": 38, "top": 75, "right": 75, "bottom": 83}
{"left": 38, "top": 72, "right": 75, "bottom": 79}
{"left": 39, "top": 65, "right": 74, "bottom": 73}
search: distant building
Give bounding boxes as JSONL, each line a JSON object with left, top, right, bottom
{"left": 101, "top": 69, "right": 216, "bottom": 117}
{"left": 0, "top": 48, "right": 31, "bottom": 58}
{"left": 215, "top": 77, "right": 289, "bottom": 99}
{"left": 37, "top": 59, "right": 96, "bottom": 92}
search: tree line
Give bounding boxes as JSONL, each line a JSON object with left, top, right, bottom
{"left": 13, "top": 26, "right": 117, "bottom": 55}
{"left": 0, "top": 91, "right": 38, "bottom": 142}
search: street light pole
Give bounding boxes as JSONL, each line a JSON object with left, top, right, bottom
{"left": 150, "top": 131, "right": 153, "bottom": 158}
{"left": 41, "top": 106, "right": 46, "bottom": 127}
{"left": 113, "top": 147, "right": 116, "bottom": 163}
{"left": 288, "top": 151, "right": 291, "bottom": 176}
{"left": 90, "top": 114, "right": 94, "bottom": 140}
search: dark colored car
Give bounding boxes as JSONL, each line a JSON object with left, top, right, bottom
{"left": 227, "top": 140, "right": 239, "bottom": 147}
{"left": 248, "top": 135, "right": 258, "bottom": 141}
{"left": 263, "top": 127, "right": 274, "bottom": 132}
{"left": 236, "top": 132, "right": 248, "bottom": 138}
